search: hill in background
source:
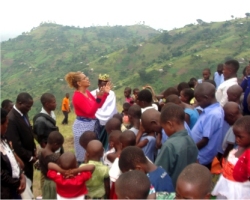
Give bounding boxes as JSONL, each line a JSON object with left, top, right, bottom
{"left": 1, "top": 18, "right": 250, "bottom": 116}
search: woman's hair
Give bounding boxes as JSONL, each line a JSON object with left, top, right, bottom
{"left": 1, "top": 108, "right": 8, "bottom": 125}
{"left": 142, "top": 85, "right": 158, "bottom": 102}
{"left": 65, "top": 71, "right": 83, "bottom": 89}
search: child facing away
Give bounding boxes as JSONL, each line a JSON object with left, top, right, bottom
{"left": 175, "top": 163, "right": 212, "bottom": 199}
{"left": 109, "top": 130, "right": 136, "bottom": 199}
{"left": 39, "top": 131, "right": 64, "bottom": 199}
{"left": 241, "top": 65, "right": 250, "bottom": 115}
{"left": 79, "top": 131, "right": 97, "bottom": 164}
{"left": 137, "top": 109, "right": 158, "bottom": 162}
{"left": 212, "top": 116, "right": 250, "bottom": 199}
{"left": 47, "top": 152, "right": 95, "bottom": 200}
{"left": 155, "top": 104, "right": 198, "bottom": 188}
{"left": 119, "top": 146, "right": 174, "bottom": 193}
{"left": 104, "top": 117, "right": 122, "bottom": 151}
{"left": 128, "top": 105, "right": 141, "bottom": 136}
{"left": 113, "top": 113, "right": 127, "bottom": 132}
{"left": 81, "top": 140, "right": 110, "bottom": 199}
{"left": 165, "top": 94, "right": 199, "bottom": 129}
{"left": 115, "top": 170, "right": 150, "bottom": 199}
{"left": 179, "top": 88, "right": 194, "bottom": 105}
{"left": 103, "top": 130, "right": 122, "bottom": 167}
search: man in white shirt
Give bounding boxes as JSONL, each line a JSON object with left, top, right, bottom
{"left": 91, "top": 74, "right": 117, "bottom": 147}
{"left": 216, "top": 60, "right": 239, "bottom": 107}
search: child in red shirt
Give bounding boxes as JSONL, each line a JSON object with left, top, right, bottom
{"left": 47, "top": 152, "right": 95, "bottom": 200}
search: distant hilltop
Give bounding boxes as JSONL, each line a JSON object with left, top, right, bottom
{"left": 1, "top": 17, "right": 250, "bottom": 116}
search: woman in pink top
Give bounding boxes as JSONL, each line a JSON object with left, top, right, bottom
{"left": 65, "top": 71, "right": 111, "bottom": 165}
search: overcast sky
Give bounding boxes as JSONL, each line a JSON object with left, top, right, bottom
{"left": 0, "top": 0, "right": 249, "bottom": 41}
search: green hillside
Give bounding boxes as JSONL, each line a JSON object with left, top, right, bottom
{"left": 1, "top": 23, "right": 159, "bottom": 114}
{"left": 1, "top": 18, "right": 250, "bottom": 116}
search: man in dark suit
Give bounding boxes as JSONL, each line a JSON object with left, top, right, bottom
{"left": 5, "top": 92, "right": 37, "bottom": 183}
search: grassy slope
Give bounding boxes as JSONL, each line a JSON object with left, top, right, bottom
{"left": 1, "top": 24, "right": 159, "bottom": 116}
{"left": 87, "top": 18, "right": 250, "bottom": 104}
{"left": 1, "top": 18, "right": 250, "bottom": 115}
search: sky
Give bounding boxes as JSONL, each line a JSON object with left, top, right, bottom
{"left": 0, "top": 0, "right": 249, "bottom": 41}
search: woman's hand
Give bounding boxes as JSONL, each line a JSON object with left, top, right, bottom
{"left": 96, "top": 82, "right": 112, "bottom": 97}
{"left": 103, "top": 81, "right": 112, "bottom": 94}
{"left": 18, "top": 174, "right": 26, "bottom": 194}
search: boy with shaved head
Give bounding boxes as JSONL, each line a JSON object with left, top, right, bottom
{"left": 175, "top": 163, "right": 212, "bottom": 199}
{"left": 222, "top": 102, "right": 243, "bottom": 158}
{"left": 81, "top": 140, "right": 110, "bottom": 199}
{"left": 191, "top": 82, "right": 224, "bottom": 170}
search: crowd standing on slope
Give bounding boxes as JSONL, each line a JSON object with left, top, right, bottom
{"left": 1, "top": 59, "right": 250, "bottom": 199}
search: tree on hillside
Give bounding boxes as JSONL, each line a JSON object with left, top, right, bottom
{"left": 246, "top": 13, "right": 250, "bottom": 18}
{"left": 196, "top": 19, "right": 204, "bottom": 25}
{"left": 231, "top": 15, "right": 234, "bottom": 19}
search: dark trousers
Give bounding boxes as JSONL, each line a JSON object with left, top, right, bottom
{"left": 62, "top": 111, "right": 68, "bottom": 124}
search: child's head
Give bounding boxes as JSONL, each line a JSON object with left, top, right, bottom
{"left": 113, "top": 113, "right": 123, "bottom": 123}
{"left": 160, "top": 103, "right": 185, "bottom": 136}
{"left": 120, "top": 130, "right": 136, "bottom": 149}
{"left": 124, "top": 87, "right": 131, "bottom": 98}
{"left": 105, "top": 118, "right": 122, "bottom": 134}
{"left": 115, "top": 170, "right": 150, "bottom": 199}
{"left": 245, "top": 65, "right": 250, "bottom": 76}
{"left": 180, "top": 88, "right": 194, "bottom": 104}
{"left": 176, "top": 163, "right": 212, "bottom": 199}
{"left": 86, "top": 140, "right": 104, "bottom": 160}
{"left": 223, "top": 59, "right": 239, "bottom": 80}
{"left": 122, "top": 102, "right": 131, "bottom": 115}
{"left": 109, "top": 130, "right": 122, "bottom": 150}
{"left": 79, "top": 131, "right": 97, "bottom": 150}
{"left": 119, "top": 146, "right": 148, "bottom": 173}
{"left": 137, "top": 89, "right": 153, "bottom": 108}
{"left": 165, "top": 94, "right": 182, "bottom": 106}
{"left": 202, "top": 68, "right": 211, "bottom": 80}
{"left": 233, "top": 116, "right": 250, "bottom": 148}
{"left": 227, "top": 85, "right": 243, "bottom": 103}
{"left": 141, "top": 109, "right": 161, "bottom": 134}
{"left": 163, "top": 87, "right": 179, "bottom": 99}
{"left": 65, "top": 93, "right": 70, "bottom": 98}
{"left": 128, "top": 105, "right": 141, "bottom": 123}
{"left": 98, "top": 74, "right": 109, "bottom": 89}
{"left": 47, "top": 131, "right": 64, "bottom": 152}
{"left": 1, "top": 99, "right": 14, "bottom": 113}
{"left": 133, "top": 88, "right": 140, "bottom": 96}
{"left": 177, "top": 82, "right": 190, "bottom": 94}
{"left": 194, "top": 82, "right": 215, "bottom": 108}
{"left": 58, "top": 152, "right": 77, "bottom": 170}
{"left": 188, "top": 78, "right": 197, "bottom": 88}
{"left": 40, "top": 93, "right": 56, "bottom": 111}
{"left": 217, "top": 63, "right": 224, "bottom": 75}
{"left": 223, "top": 102, "right": 242, "bottom": 125}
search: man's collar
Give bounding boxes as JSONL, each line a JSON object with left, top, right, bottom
{"left": 13, "top": 105, "right": 23, "bottom": 116}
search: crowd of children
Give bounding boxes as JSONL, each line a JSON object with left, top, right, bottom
{"left": 1, "top": 59, "right": 250, "bottom": 199}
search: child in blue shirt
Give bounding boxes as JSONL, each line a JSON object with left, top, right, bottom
{"left": 119, "top": 146, "right": 174, "bottom": 193}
